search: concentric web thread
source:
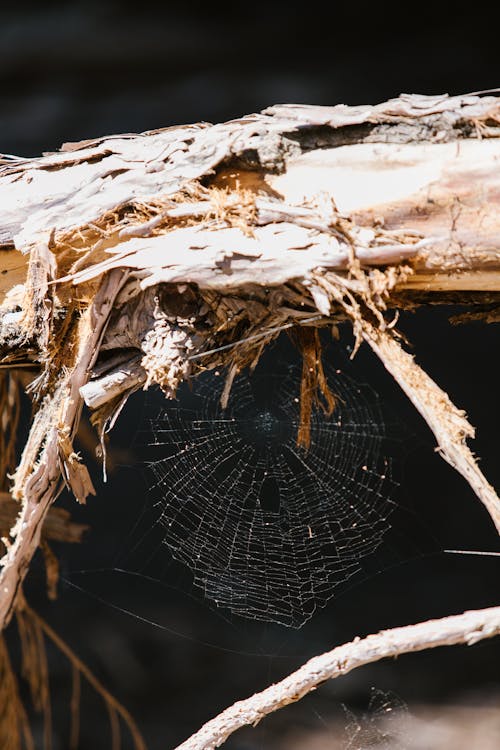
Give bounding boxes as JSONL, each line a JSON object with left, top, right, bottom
{"left": 141, "top": 360, "right": 397, "bottom": 628}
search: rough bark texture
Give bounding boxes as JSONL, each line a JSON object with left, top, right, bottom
{"left": 0, "top": 95, "right": 499, "bottom": 738}
{"left": 0, "top": 270, "right": 126, "bottom": 626}
{"left": 174, "top": 604, "right": 500, "bottom": 750}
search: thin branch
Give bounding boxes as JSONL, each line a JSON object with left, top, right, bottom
{"left": 361, "top": 322, "right": 500, "bottom": 532}
{"left": 24, "top": 603, "right": 146, "bottom": 750}
{"left": 313, "top": 270, "right": 500, "bottom": 533}
{"left": 79, "top": 355, "right": 145, "bottom": 409}
{"left": 174, "top": 605, "right": 500, "bottom": 750}
{"left": 0, "top": 269, "right": 125, "bottom": 629}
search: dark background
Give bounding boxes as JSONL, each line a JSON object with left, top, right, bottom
{"left": 3, "top": 3, "right": 500, "bottom": 749}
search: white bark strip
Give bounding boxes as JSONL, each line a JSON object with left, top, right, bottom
{"left": 61, "top": 222, "right": 432, "bottom": 291}
{"left": 80, "top": 355, "right": 144, "bottom": 409}
{"left": 360, "top": 323, "right": 500, "bottom": 533}
{"left": 0, "top": 270, "right": 125, "bottom": 629}
{"left": 174, "top": 605, "right": 500, "bottom": 750}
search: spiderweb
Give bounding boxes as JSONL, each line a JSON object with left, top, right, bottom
{"left": 343, "top": 688, "right": 410, "bottom": 749}
{"left": 140, "top": 353, "right": 397, "bottom": 628}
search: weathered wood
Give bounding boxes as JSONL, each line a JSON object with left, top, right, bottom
{"left": 0, "top": 270, "right": 125, "bottom": 628}
{"left": 1, "top": 92, "right": 500, "bottom": 636}
{"left": 174, "top": 604, "right": 500, "bottom": 750}
{"left": 271, "top": 139, "right": 500, "bottom": 291}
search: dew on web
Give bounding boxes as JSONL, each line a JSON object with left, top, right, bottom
{"left": 139, "top": 358, "right": 398, "bottom": 628}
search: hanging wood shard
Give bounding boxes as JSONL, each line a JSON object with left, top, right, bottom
{"left": 1, "top": 91, "right": 500, "bottom": 631}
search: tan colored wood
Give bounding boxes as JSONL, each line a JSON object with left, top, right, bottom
{"left": 175, "top": 605, "right": 500, "bottom": 750}
{"left": 0, "top": 249, "right": 28, "bottom": 306}
{"left": 0, "top": 92, "right": 499, "bottom": 641}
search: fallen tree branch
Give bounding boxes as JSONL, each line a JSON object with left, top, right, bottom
{"left": 174, "top": 605, "right": 500, "bottom": 750}
{"left": 1, "top": 92, "right": 500, "bottom": 639}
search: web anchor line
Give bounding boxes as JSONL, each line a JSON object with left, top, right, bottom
{"left": 187, "top": 316, "right": 323, "bottom": 361}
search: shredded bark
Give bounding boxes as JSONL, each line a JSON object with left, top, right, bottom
{"left": 290, "top": 326, "right": 336, "bottom": 449}
{"left": 1, "top": 88, "right": 500, "bottom": 750}
{"left": 1, "top": 95, "right": 499, "bottom": 636}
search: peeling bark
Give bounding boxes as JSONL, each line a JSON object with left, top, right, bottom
{"left": 0, "top": 270, "right": 125, "bottom": 628}
{"left": 361, "top": 323, "right": 500, "bottom": 531}
{"left": 0, "top": 92, "right": 499, "bottom": 636}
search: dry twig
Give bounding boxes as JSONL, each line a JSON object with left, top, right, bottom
{"left": 175, "top": 605, "right": 500, "bottom": 750}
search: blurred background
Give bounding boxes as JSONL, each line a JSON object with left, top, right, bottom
{"left": 2, "top": 2, "right": 500, "bottom": 748}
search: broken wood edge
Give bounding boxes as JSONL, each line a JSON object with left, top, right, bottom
{"left": 0, "top": 269, "right": 126, "bottom": 630}
{"left": 1, "top": 92, "right": 499, "bottom": 638}
{"left": 310, "top": 269, "right": 500, "bottom": 533}
{"left": 361, "top": 322, "right": 500, "bottom": 533}
{"left": 174, "top": 604, "right": 500, "bottom": 750}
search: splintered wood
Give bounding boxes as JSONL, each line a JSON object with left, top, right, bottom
{"left": 0, "top": 92, "right": 500, "bottom": 631}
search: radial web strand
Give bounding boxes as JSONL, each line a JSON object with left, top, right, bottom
{"left": 142, "top": 360, "right": 397, "bottom": 628}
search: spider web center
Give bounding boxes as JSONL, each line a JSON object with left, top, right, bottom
{"left": 140, "top": 356, "right": 398, "bottom": 628}
{"left": 239, "top": 408, "right": 289, "bottom": 448}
